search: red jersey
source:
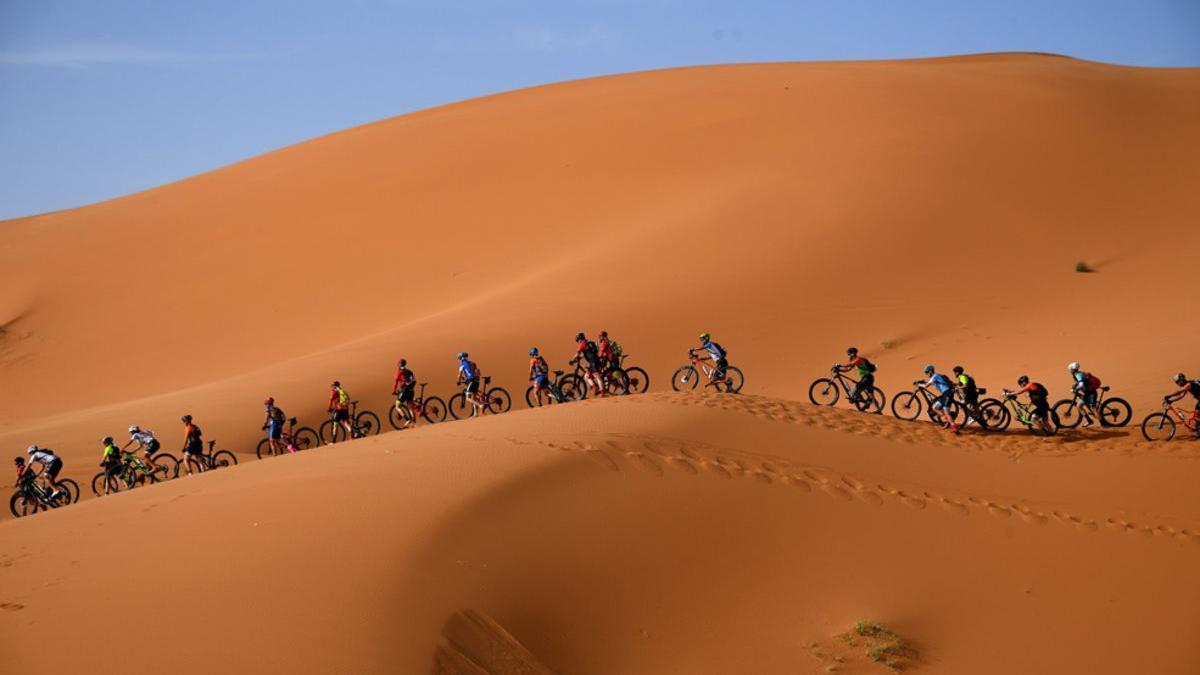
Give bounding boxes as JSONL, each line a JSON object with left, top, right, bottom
{"left": 598, "top": 338, "right": 613, "bottom": 360}
{"left": 329, "top": 388, "right": 349, "bottom": 411}
{"left": 393, "top": 368, "right": 414, "bottom": 391}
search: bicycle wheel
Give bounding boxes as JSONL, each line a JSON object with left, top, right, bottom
{"left": 1029, "top": 411, "right": 1060, "bottom": 437}
{"left": 422, "top": 396, "right": 448, "bottom": 423}
{"left": 524, "top": 386, "right": 540, "bottom": 408}
{"left": 671, "top": 365, "right": 699, "bottom": 392}
{"left": 624, "top": 367, "right": 650, "bottom": 394}
{"left": 355, "top": 411, "right": 382, "bottom": 436}
{"left": 388, "top": 403, "right": 409, "bottom": 430}
{"left": 890, "top": 392, "right": 923, "bottom": 421}
{"left": 92, "top": 472, "right": 120, "bottom": 496}
{"left": 151, "top": 453, "right": 180, "bottom": 479}
{"left": 1100, "top": 397, "right": 1132, "bottom": 427}
{"left": 856, "top": 387, "right": 885, "bottom": 414}
{"left": 722, "top": 367, "right": 745, "bottom": 393}
{"left": 1140, "top": 413, "right": 1176, "bottom": 442}
{"left": 604, "top": 369, "right": 630, "bottom": 396}
{"left": 10, "top": 491, "right": 39, "bottom": 518}
{"left": 558, "top": 376, "right": 584, "bottom": 402}
{"left": 807, "top": 378, "right": 840, "bottom": 406}
{"left": 58, "top": 478, "right": 80, "bottom": 503}
{"left": 320, "top": 419, "right": 350, "bottom": 443}
{"left": 1052, "top": 399, "right": 1082, "bottom": 429}
{"left": 212, "top": 450, "right": 238, "bottom": 468}
{"left": 979, "top": 399, "right": 1010, "bottom": 431}
{"left": 293, "top": 427, "right": 321, "bottom": 450}
{"left": 256, "top": 438, "right": 276, "bottom": 460}
{"left": 448, "top": 393, "right": 472, "bottom": 420}
{"left": 487, "top": 387, "right": 513, "bottom": 414}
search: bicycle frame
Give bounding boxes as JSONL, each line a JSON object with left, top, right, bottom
{"left": 1162, "top": 402, "right": 1200, "bottom": 430}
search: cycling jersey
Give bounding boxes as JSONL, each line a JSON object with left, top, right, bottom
{"left": 597, "top": 339, "right": 613, "bottom": 361}
{"left": 29, "top": 450, "right": 57, "bottom": 467}
{"left": 702, "top": 340, "right": 726, "bottom": 361}
{"left": 393, "top": 368, "right": 415, "bottom": 392}
{"left": 848, "top": 356, "right": 871, "bottom": 378}
{"left": 1188, "top": 380, "right": 1200, "bottom": 400}
{"left": 530, "top": 356, "right": 548, "bottom": 376}
{"left": 329, "top": 389, "right": 349, "bottom": 411}
{"left": 577, "top": 342, "right": 601, "bottom": 370}
{"left": 267, "top": 405, "right": 286, "bottom": 423}
{"left": 957, "top": 373, "right": 977, "bottom": 393}
{"left": 929, "top": 373, "right": 953, "bottom": 394}
{"left": 102, "top": 443, "right": 121, "bottom": 464}
{"left": 459, "top": 361, "right": 476, "bottom": 381}
{"left": 130, "top": 430, "right": 157, "bottom": 447}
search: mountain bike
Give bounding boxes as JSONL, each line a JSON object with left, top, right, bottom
{"left": 671, "top": 350, "right": 744, "bottom": 393}
{"left": 10, "top": 473, "right": 73, "bottom": 517}
{"left": 181, "top": 440, "right": 239, "bottom": 473}
{"left": 995, "top": 393, "right": 1060, "bottom": 436}
{"left": 1140, "top": 401, "right": 1200, "bottom": 442}
{"left": 257, "top": 417, "right": 321, "bottom": 459}
{"left": 92, "top": 454, "right": 165, "bottom": 495}
{"left": 808, "top": 366, "right": 885, "bottom": 413}
{"left": 388, "top": 383, "right": 448, "bottom": 429}
{"left": 954, "top": 387, "right": 1007, "bottom": 431}
{"left": 320, "top": 400, "right": 382, "bottom": 443}
{"left": 616, "top": 354, "right": 650, "bottom": 394}
{"left": 525, "top": 369, "right": 585, "bottom": 408}
{"left": 571, "top": 359, "right": 630, "bottom": 398}
{"left": 449, "top": 376, "right": 513, "bottom": 419}
{"left": 1052, "top": 386, "right": 1132, "bottom": 428}
{"left": 891, "top": 382, "right": 960, "bottom": 424}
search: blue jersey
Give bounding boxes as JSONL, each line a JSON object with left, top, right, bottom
{"left": 703, "top": 341, "right": 726, "bottom": 361}
{"left": 459, "top": 361, "right": 476, "bottom": 380}
{"left": 929, "top": 373, "right": 953, "bottom": 394}
{"left": 1072, "top": 371, "right": 1087, "bottom": 390}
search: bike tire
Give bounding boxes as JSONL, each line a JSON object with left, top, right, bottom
{"left": 355, "top": 411, "right": 382, "bottom": 436}
{"left": 9, "top": 491, "right": 39, "bottom": 518}
{"left": 624, "top": 367, "right": 650, "bottom": 394}
{"left": 722, "top": 367, "right": 745, "bottom": 393}
{"left": 293, "top": 427, "right": 321, "bottom": 450}
{"left": 212, "top": 450, "right": 238, "bottom": 468}
{"left": 1052, "top": 399, "right": 1082, "bottom": 429}
{"left": 807, "top": 378, "right": 840, "bottom": 407}
{"left": 558, "top": 376, "right": 584, "bottom": 402}
{"left": 524, "top": 386, "right": 541, "bottom": 408}
{"left": 388, "top": 403, "right": 409, "bottom": 430}
{"left": 671, "top": 365, "right": 699, "bottom": 392}
{"left": 420, "top": 397, "right": 446, "bottom": 423}
{"left": 1140, "top": 413, "right": 1176, "bottom": 442}
{"left": 447, "top": 393, "right": 471, "bottom": 420}
{"left": 605, "top": 369, "right": 630, "bottom": 396}
{"left": 1029, "top": 411, "right": 1060, "bottom": 436}
{"left": 320, "top": 419, "right": 350, "bottom": 444}
{"left": 1100, "top": 397, "right": 1132, "bottom": 427}
{"left": 152, "top": 453, "right": 180, "bottom": 479}
{"left": 57, "top": 478, "right": 80, "bottom": 503}
{"left": 979, "top": 399, "right": 1010, "bottom": 431}
{"left": 256, "top": 438, "right": 276, "bottom": 460}
{"left": 890, "top": 392, "right": 923, "bottom": 422}
{"left": 487, "top": 387, "right": 513, "bottom": 414}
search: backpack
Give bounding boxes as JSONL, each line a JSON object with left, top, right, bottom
{"left": 710, "top": 342, "right": 727, "bottom": 359}
{"left": 270, "top": 407, "right": 286, "bottom": 423}
{"left": 1085, "top": 372, "right": 1101, "bottom": 390}
{"left": 610, "top": 340, "right": 623, "bottom": 357}
{"left": 959, "top": 373, "right": 975, "bottom": 390}
{"left": 1028, "top": 383, "right": 1047, "bottom": 398}
{"left": 862, "top": 358, "right": 877, "bottom": 373}
{"left": 585, "top": 341, "right": 600, "bottom": 359}
{"left": 338, "top": 390, "right": 350, "bottom": 406}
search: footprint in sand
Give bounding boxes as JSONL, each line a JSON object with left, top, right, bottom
{"left": 786, "top": 475, "right": 813, "bottom": 492}
{"left": 584, "top": 450, "right": 619, "bottom": 472}
{"left": 702, "top": 461, "right": 733, "bottom": 479}
{"left": 857, "top": 489, "right": 885, "bottom": 506}
{"left": 822, "top": 484, "right": 854, "bottom": 501}
{"left": 938, "top": 497, "right": 970, "bottom": 516}
{"left": 666, "top": 457, "right": 698, "bottom": 474}
{"left": 626, "top": 452, "right": 664, "bottom": 476}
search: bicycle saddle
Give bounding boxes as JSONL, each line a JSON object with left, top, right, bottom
{"left": 553, "top": 370, "right": 564, "bottom": 376}
{"left": 483, "top": 376, "right": 492, "bottom": 383}
{"left": 978, "top": 388, "right": 987, "bottom": 394}
{"left": 350, "top": 400, "right": 359, "bottom": 405}
{"left": 287, "top": 417, "right": 297, "bottom": 424}
{"left": 1100, "top": 386, "right": 1110, "bottom": 392}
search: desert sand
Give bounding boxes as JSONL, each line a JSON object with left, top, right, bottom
{"left": 2, "top": 53, "right": 1199, "bottom": 673}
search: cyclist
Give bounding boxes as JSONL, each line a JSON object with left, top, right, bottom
{"left": 263, "top": 397, "right": 289, "bottom": 455}
{"left": 123, "top": 425, "right": 161, "bottom": 466}
{"left": 1006, "top": 376, "right": 1054, "bottom": 434}
{"left": 599, "top": 331, "right": 623, "bottom": 371}
{"left": 952, "top": 366, "right": 979, "bottom": 411}
{"left": 923, "top": 365, "right": 960, "bottom": 433}
{"left": 697, "top": 332, "right": 731, "bottom": 390}
{"left": 1067, "top": 362, "right": 1102, "bottom": 427}
{"left": 392, "top": 359, "right": 417, "bottom": 429}
{"left": 1166, "top": 372, "right": 1200, "bottom": 433}
{"left": 457, "top": 352, "right": 485, "bottom": 416}
{"left": 181, "top": 414, "right": 205, "bottom": 475}
{"left": 13, "top": 456, "right": 25, "bottom": 483}
{"left": 528, "top": 347, "right": 553, "bottom": 406}
{"left": 835, "top": 347, "right": 876, "bottom": 406}
{"left": 25, "top": 445, "right": 65, "bottom": 500}
{"left": 100, "top": 436, "right": 126, "bottom": 494}
{"left": 328, "top": 381, "right": 353, "bottom": 442}
{"left": 571, "top": 333, "right": 605, "bottom": 396}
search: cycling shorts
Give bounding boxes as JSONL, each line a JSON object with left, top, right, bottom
{"left": 961, "top": 389, "right": 979, "bottom": 407}
{"left": 534, "top": 374, "right": 549, "bottom": 387}
{"left": 46, "top": 458, "right": 63, "bottom": 479}
{"left": 397, "top": 387, "right": 415, "bottom": 403}
{"left": 933, "top": 391, "right": 953, "bottom": 410}
{"left": 1030, "top": 397, "right": 1050, "bottom": 416}
{"left": 334, "top": 409, "right": 350, "bottom": 422}
{"left": 464, "top": 378, "right": 480, "bottom": 394}
{"left": 1082, "top": 389, "right": 1098, "bottom": 407}
{"left": 714, "top": 357, "right": 728, "bottom": 376}
{"left": 268, "top": 421, "right": 283, "bottom": 440}
{"left": 184, "top": 441, "right": 203, "bottom": 456}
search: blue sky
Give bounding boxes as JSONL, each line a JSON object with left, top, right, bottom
{"left": 1, "top": 0, "right": 1197, "bottom": 220}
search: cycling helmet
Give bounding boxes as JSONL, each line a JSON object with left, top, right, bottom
{"left": 457, "top": 352, "right": 468, "bottom": 360}
{"left": 331, "top": 381, "right": 340, "bottom": 388}
{"left": 102, "top": 436, "right": 114, "bottom": 445}
{"left": 1017, "top": 375, "right": 1029, "bottom": 386}
{"left": 1174, "top": 372, "right": 1187, "bottom": 385}
{"left": 529, "top": 347, "right": 539, "bottom": 356}
{"left": 398, "top": 358, "right": 407, "bottom": 367}
{"left": 128, "top": 424, "right": 140, "bottom": 434}
{"left": 1068, "top": 362, "right": 1080, "bottom": 372}
{"left": 923, "top": 364, "right": 935, "bottom": 375}
{"left": 181, "top": 414, "right": 192, "bottom": 423}
{"left": 26, "top": 445, "right": 38, "bottom": 454}
{"left": 847, "top": 347, "right": 858, "bottom": 356}
{"left": 13, "top": 456, "right": 23, "bottom": 465}
{"left": 699, "top": 332, "right": 711, "bottom": 341}
{"left": 952, "top": 365, "right": 963, "bottom": 375}
{"left": 599, "top": 330, "right": 608, "bottom": 338}
{"left": 264, "top": 397, "right": 274, "bottom": 406}
{"left": 575, "top": 332, "right": 586, "bottom": 341}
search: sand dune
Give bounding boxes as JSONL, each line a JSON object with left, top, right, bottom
{"left": 2, "top": 53, "right": 1199, "bottom": 673}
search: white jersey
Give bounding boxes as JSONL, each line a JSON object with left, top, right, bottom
{"left": 131, "top": 430, "right": 157, "bottom": 447}
{"left": 29, "top": 450, "right": 58, "bottom": 466}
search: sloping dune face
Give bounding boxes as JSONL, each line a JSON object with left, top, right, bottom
{"left": 1, "top": 54, "right": 1198, "bottom": 461}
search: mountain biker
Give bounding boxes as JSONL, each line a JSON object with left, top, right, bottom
{"left": 25, "top": 445, "right": 65, "bottom": 500}
{"left": 1166, "top": 373, "right": 1200, "bottom": 432}
{"left": 1068, "top": 362, "right": 1102, "bottom": 427}
{"left": 952, "top": 366, "right": 978, "bottom": 410}
{"left": 457, "top": 352, "right": 486, "bottom": 416}
{"left": 100, "top": 436, "right": 125, "bottom": 494}
{"left": 13, "top": 456, "right": 25, "bottom": 483}
{"left": 572, "top": 333, "right": 605, "bottom": 396}
{"left": 835, "top": 347, "right": 876, "bottom": 406}
{"left": 263, "top": 397, "right": 289, "bottom": 455}
{"left": 328, "top": 381, "right": 353, "bottom": 441}
{"left": 528, "top": 348, "right": 553, "bottom": 406}
{"left": 598, "top": 331, "right": 623, "bottom": 371}
{"left": 181, "top": 414, "right": 205, "bottom": 475}
{"left": 697, "top": 332, "right": 731, "bottom": 390}
{"left": 1006, "top": 376, "right": 1054, "bottom": 432}
{"left": 392, "top": 359, "right": 417, "bottom": 428}
{"left": 123, "top": 425, "right": 161, "bottom": 465}
{"left": 923, "top": 365, "right": 960, "bottom": 433}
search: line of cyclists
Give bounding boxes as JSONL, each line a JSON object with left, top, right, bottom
{"left": 12, "top": 331, "right": 736, "bottom": 511}
{"left": 821, "top": 346, "right": 1200, "bottom": 436}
